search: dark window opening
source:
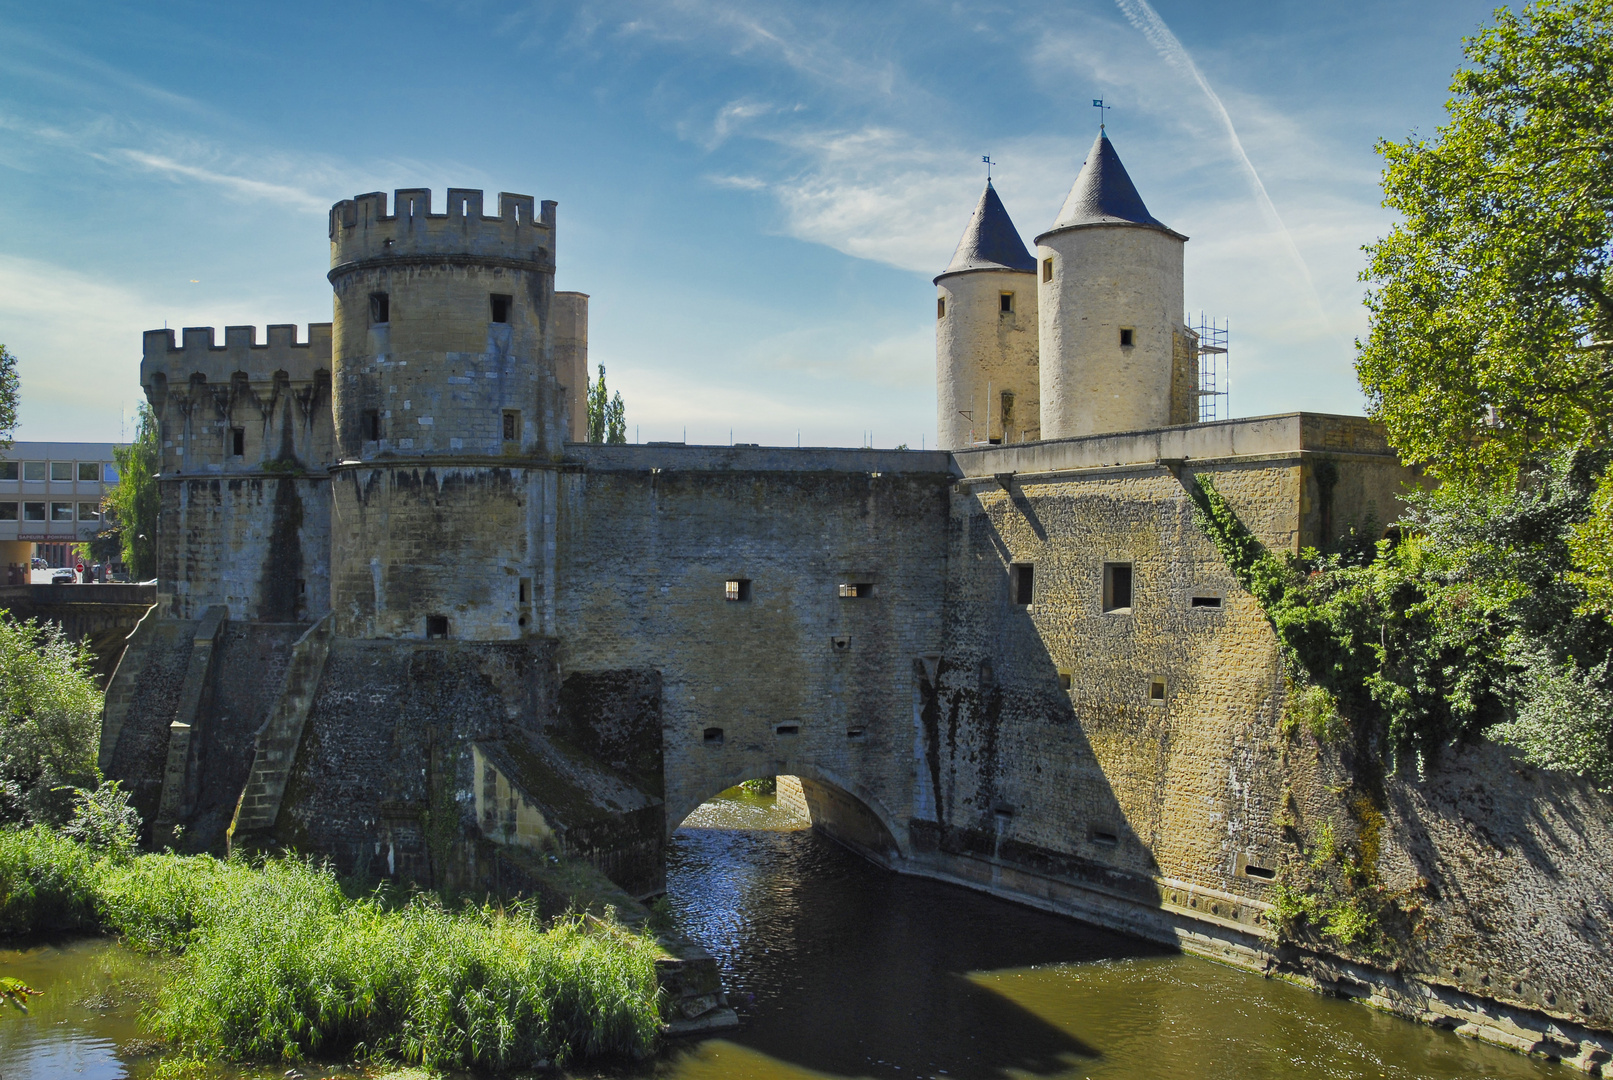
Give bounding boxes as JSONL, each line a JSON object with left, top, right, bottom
{"left": 1091, "top": 829, "right": 1120, "bottom": 846}
{"left": 937, "top": 297, "right": 946, "bottom": 319}
{"left": 1000, "top": 292, "right": 1013, "bottom": 313}
{"left": 370, "top": 292, "right": 389, "bottom": 324}
{"left": 296, "top": 579, "right": 306, "bottom": 595}
{"left": 1149, "top": 677, "right": 1166, "bottom": 703}
{"left": 1011, "top": 563, "right": 1034, "bottom": 605}
{"left": 490, "top": 294, "right": 512, "bottom": 323}
{"left": 1103, "top": 563, "right": 1133, "bottom": 612}
{"left": 775, "top": 724, "right": 800, "bottom": 736}
{"left": 1242, "top": 863, "right": 1276, "bottom": 880}
{"left": 703, "top": 727, "right": 724, "bottom": 744}
{"left": 831, "top": 635, "right": 851, "bottom": 651}
{"left": 1191, "top": 595, "right": 1222, "bottom": 608}
{"left": 425, "top": 615, "right": 448, "bottom": 639}
{"left": 725, "top": 579, "right": 751, "bottom": 601}
{"left": 230, "top": 428, "right": 245, "bottom": 457}
{"left": 519, "top": 578, "right": 530, "bottom": 604}
{"left": 1058, "top": 670, "right": 1072, "bottom": 691}
{"left": 362, "top": 409, "right": 381, "bottom": 442}
{"left": 1042, "top": 257, "right": 1054, "bottom": 282}
{"left": 846, "top": 727, "right": 866, "bottom": 739}
{"left": 1119, "top": 327, "right": 1134, "bottom": 347}
{"left": 502, "top": 410, "right": 520, "bottom": 442}
{"left": 839, "top": 582, "right": 872, "bottom": 598}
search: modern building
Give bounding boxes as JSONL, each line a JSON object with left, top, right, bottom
{"left": 0, "top": 442, "right": 123, "bottom": 573}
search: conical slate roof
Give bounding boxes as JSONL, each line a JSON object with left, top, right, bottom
{"left": 1044, "top": 131, "right": 1174, "bottom": 235}
{"left": 936, "top": 180, "right": 1036, "bottom": 281}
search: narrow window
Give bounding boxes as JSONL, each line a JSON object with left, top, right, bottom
{"left": 1000, "top": 292, "right": 1013, "bottom": 313}
{"left": 846, "top": 727, "right": 866, "bottom": 739}
{"left": 230, "top": 428, "right": 245, "bottom": 457}
{"left": 50, "top": 462, "right": 72, "bottom": 481}
{"left": 1042, "top": 257, "right": 1053, "bottom": 282}
{"left": 490, "top": 294, "right": 512, "bottom": 323}
{"left": 502, "top": 410, "right": 520, "bottom": 442}
{"left": 999, "top": 390, "right": 1014, "bottom": 428}
{"left": 297, "top": 578, "right": 307, "bottom": 595}
{"left": 370, "top": 292, "right": 389, "bottom": 324}
{"left": 725, "top": 578, "right": 751, "bottom": 601}
{"left": 0, "top": 462, "right": 16, "bottom": 480}
{"left": 1242, "top": 862, "right": 1276, "bottom": 880}
{"left": 1119, "top": 327, "right": 1134, "bottom": 347}
{"left": 519, "top": 578, "right": 530, "bottom": 604}
{"left": 1058, "top": 670, "right": 1072, "bottom": 692}
{"left": 937, "top": 297, "right": 946, "bottom": 319}
{"left": 425, "top": 615, "right": 449, "bottom": 639}
{"left": 703, "top": 727, "right": 724, "bottom": 744}
{"left": 363, "top": 409, "right": 381, "bottom": 441}
{"left": 1191, "top": 595, "right": 1222, "bottom": 608}
{"left": 76, "top": 462, "right": 97, "bottom": 482}
{"left": 1103, "top": 562, "right": 1133, "bottom": 613}
{"left": 1090, "top": 828, "right": 1120, "bottom": 846}
{"left": 1148, "top": 676, "right": 1167, "bottom": 703}
{"left": 1011, "top": 563, "right": 1034, "bottom": 605}
{"left": 775, "top": 724, "right": 800, "bottom": 736}
{"left": 838, "top": 582, "right": 872, "bottom": 598}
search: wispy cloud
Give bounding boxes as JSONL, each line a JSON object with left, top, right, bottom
{"left": 110, "top": 149, "right": 330, "bottom": 213}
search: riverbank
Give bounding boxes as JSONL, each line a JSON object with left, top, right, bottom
{"left": 0, "top": 827, "right": 664, "bottom": 1072}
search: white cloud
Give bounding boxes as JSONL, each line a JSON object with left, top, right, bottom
{"left": 111, "top": 150, "right": 330, "bottom": 214}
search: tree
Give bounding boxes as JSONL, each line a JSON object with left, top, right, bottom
{"left": 587, "top": 363, "right": 627, "bottom": 444}
{"left": 103, "top": 403, "right": 159, "bottom": 580}
{"left": 0, "top": 614, "right": 102, "bottom": 826}
{"left": 0, "top": 345, "right": 20, "bottom": 451}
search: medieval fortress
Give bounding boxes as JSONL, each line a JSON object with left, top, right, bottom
{"left": 102, "top": 132, "right": 1613, "bottom": 1066}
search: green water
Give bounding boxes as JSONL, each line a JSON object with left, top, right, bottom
{"left": 0, "top": 792, "right": 1582, "bottom": 1079}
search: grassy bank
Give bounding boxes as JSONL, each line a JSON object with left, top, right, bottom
{"left": 0, "top": 827, "right": 663, "bottom": 1070}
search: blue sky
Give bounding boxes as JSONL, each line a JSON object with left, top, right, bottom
{"left": 1, "top": 0, "right": 1501, "bottom": 448}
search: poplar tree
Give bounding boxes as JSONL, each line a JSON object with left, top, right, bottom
{"left": 587, "top": 364, "right": 627, "bottom": 444}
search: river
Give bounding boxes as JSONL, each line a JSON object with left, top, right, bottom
{"left": 0, "top": 788, "right": 1580, "bottom": 1079}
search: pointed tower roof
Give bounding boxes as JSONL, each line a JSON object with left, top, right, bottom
{"left": 1040, "top": 131, "right": 1184, "bottom": 240}
{"left": 935, "top": 180, "right": 1036, "bottom": 282}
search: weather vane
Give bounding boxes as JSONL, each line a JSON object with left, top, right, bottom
{"left": 1093, "top": 98, "right": 1111, "bottom": 130}
{"left": 982, "top": 155, "right": 994, "bottom": 181}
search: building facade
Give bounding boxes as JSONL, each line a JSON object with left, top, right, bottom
{"left": 0, "top": 441, "right": 123, "bottom": 576}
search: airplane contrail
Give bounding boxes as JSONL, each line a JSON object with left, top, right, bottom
{"left": 1112, "top": 0, "right": 1328, "bottom": 326}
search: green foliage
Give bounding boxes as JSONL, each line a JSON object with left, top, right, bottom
{"left": 0, "top": 614, "right": 103, "bottom": 826}
{"left": 1269, "top": 813, "right": 1429, "bottom": 961}
{"left": 1357, "top": 0, "right": 1613, "bottom": 484}
{"left": 0, "top": 346, "right": 19, "bottom": 451}
{"left": 587, "top": 364, "right": 627, "bottom": 444}
{"left": 61, "top": 781, "right": 141, "bottom": 857}
{"left": 1568, "top": 472, "right": 1613, "bottom": 614}
{"left": 104, "top": 402, "right": 159, "bottom": 580}
{"left": 0, "top": 975, "right": 42, "bottom": 1012}
{"left": 739, "top": 776, "right": 776, "bottom": 795}
{"left": 0, "top": 829, "right": 664, "bottom": 1069}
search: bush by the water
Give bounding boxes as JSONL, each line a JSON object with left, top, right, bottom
{"left": 0, "top": 827, "right": 664, "bottom": 1069}
{"left": 0, "top": 615, "right": 102, "bottom": 827}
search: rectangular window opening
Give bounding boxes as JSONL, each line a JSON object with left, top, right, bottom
{"left": 1119, "top": 327, "right": 1134, "bottom": 347}
{"left": 296, "top": 578, "right": 307, "bottom": 595}
{"left": 77, "top": 503, "right": 99, "bottom": 520}
{"left": 23, "top": 502, "right": 45, "bottom": 521}
{"left": 838, "top": 582, "right": 872, "bottom": 598}
{"left": 1011, "top": 563, "right": 1034, "bottom": 606}
{"left": 230, "top": 428, "right": 245, "bottom": 457}
{"left": 369, "top": 292, "right": 390, "bottom": 325}
{"left": 725, "top": 578, "right": 751, "bottom": 602}
{"left": 1058, "top": 670, "right": 1072, "bottom": 692}
{"left": 1149, "top": 677, "right": 1167, "bottom": 703}
{"left": 23, "top": 462, "right": 45, "bottom": 482}
{"left": 846, "top": 727, "right": 866, "bottom": 739}
{"left": 491, "top": 294, "right": 512, "bottom": 323}
{"left": 775, "top": 724, "right": 800, "bottom": 736}
{"left": 703, "top": 727, "right": 724, "bottom": 745}
{"left": 502, "top": 410, "right": 521, "bottom": 442}
{"left": 50, "top": 502, "right": 73, "bottom": 521}
{"left": 1103, "top": 562, "right": 1133, "bottom": 613}
{"left": 1042, "top": 257, "right": 1054, "bottom": 282}
{"left": 519, "top": 578, "right": 531, "bottom": 604}
{"left": 0, "top": 503, "right": 16, "bottom": 521}
{"left": 1191, "top": 595, "right": 1222, "bottom": 608}
{"left": 1090, "top": 829, "right": 1120, "bottom": 847}
{"left": 0, "top": 462, "right": 15, "bottom": 481}
{"left": 1000, "top": 292, "right": 1014, "bottom": 313}
{"left": 362, "top": 409, "right": 381, "bottom": 442}
{"left": 425, "top": 615, "right": 449, "bottom": 639}
{"left": 937, "top": 297, "right": 946, "bottom": 319}
{"left": 76, "top": 462, "right": 98, "bottom": 482}
{"left": 1242, "top": 863, "right": 1276, "bottom": 880}
{"left": 50, "top": 462, "right": 72, "bottom": 482}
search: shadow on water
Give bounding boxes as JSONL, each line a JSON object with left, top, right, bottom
{"left": 666, "top": 791, "right": 1165, "bottom": 1080}
{"left": 663, "top": 790, "right": 1578, "bottom": 1080}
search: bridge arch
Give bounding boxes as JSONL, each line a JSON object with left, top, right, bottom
{"left": 668, "top": 761, "right": 911, "bottom": 863}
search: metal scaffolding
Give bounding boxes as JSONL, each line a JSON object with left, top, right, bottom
{"left": 1192, "top": 314, "right": 1229, "bottom": 422}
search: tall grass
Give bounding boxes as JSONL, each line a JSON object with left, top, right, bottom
{"left": 0, "top": 828, "right": 664, "bottom": 1069}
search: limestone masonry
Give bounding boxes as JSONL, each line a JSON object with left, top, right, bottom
{"left": 104, "top": 133, "right": 1613, "bottom": 1070}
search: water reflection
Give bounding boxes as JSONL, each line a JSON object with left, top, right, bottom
{"left": 663, "top": 788, "right": 1573, "bottom": 1080}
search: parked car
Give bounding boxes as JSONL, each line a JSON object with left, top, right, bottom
{"left": 50, "top": 568, "right": 75, "bottom": 584}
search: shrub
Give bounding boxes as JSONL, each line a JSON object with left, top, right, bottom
{"left": 0, "top": 615, "right": 102, "bottom": 826}
{"left": 0, "top": 825, "right": 99, "bottom": 934}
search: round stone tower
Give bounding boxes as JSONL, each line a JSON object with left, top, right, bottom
{"left": 935, "top": 181, "right": 1039, "bottom": 450}
{"left": 326, "top": 187, "right": 565, "bottom": 639}
{"left": 1036, "top": 132, "right": 1194, "bottom": 440}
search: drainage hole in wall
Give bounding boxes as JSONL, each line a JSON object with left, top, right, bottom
{"left": 1191, "top": 595, "right": 1222, "bottom": 608}
{"left": 1090, "top": 830, "right": 1119, "bottom": 846}
{"left": 1241, "top": 863, "right": 1276, "bottom": 880}
{"left": 703, "top": 727, "right": 724, "bottom": 745}
{"left": 775, "top": 724, "right": 800, "bottom": 736}
{"left": 846, "top": 727, "right": 866, "bottom": 739}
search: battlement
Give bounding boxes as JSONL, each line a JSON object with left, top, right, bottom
{"left": 328, "top": 188, "right": 556, "bottom": 274}
{"left": 140, "top": 324, "right": 333, "bottom": 388}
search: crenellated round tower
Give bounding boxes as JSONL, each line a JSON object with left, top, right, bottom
{"left": 935, "top": 181, "right": 1040, "bottom": 450}
{"left": 1036, "top": 132, "right": 1196, "bottom": 440}
{"left": 325, "top": 187, "right": 567, "bottom": 640}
